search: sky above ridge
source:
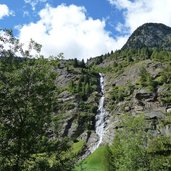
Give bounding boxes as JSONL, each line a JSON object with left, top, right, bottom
{"left": 0, "top": 0, "right": 171, "bottom": 60}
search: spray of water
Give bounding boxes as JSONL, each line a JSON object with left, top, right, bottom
{"left": 91, "top": 73, "right": 106, "bottom": 153}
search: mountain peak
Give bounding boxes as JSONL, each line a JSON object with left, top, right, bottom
{"left": 122, "top": 23, "right": 171, "bottom": 50}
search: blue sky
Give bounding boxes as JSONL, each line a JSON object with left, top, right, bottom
{"left": 0, "top": 0, "right": 171, "bottom": 60}
{"left": 0, "top": 0, "right": 124, "bottom": 36}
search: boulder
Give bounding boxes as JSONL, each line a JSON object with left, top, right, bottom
{"left": 124, "top": 106, "right": 131, "bottom": 112}
{"left": 166, "top": 108, "right": 171, "bottom": 113}
{"left": 134, "top": 105, "right": 144, "bottom": 111}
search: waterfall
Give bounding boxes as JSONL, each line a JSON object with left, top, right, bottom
{"left": 91, "top": 73, "right": 106, "bottom": 153}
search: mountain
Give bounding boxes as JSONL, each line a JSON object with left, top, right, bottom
{"left": 122, "top": 23, "right": 171, "bottom": 50}
{"left": 84, "top": 22, "right": 171, "bottom": 170}
{"left": 54, "top": 24, "right": 171, "bottom": 166}
{"left": 0, "top": 23, "right": 171, "bottom": 170}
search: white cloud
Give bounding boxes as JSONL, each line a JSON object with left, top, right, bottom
{"left": 18, "top": 4, "right": 127, "bottom": 60}
{"left": 115, "top": 22, "right": 125, "bottom": 32}
{"left": 0, "top": 4, "right": 13, "bottom": 19}
{"left": 24, "top": 0, "right": 47, "bottom": 10}
{"left": 108, "top": 0, "right": 171, "bottom": 33}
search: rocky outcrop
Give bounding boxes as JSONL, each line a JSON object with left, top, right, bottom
{"left": 98, "top": 57, "right": 171, "bottom": 144}
{"left": 135, "top": 88, "right": 157, "bottom": 102}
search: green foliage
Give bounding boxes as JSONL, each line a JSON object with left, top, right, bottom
{"left": 111, "top": 86, "right": 127, "bottom": 102}
{"left": 111, "top": 84, "right": 134, "bottom": 103}
{"left": 73, "top": 58, "right": 86, "bottom": 68}
{"left": 72, "top": 140, "right": 85, "bottom": 154}
{"left": 109, "top": 114, "right": 171, "bottom": 171}
{"left": 160, "top": 65, "right": 171, "bottom": 84}
{"left": 151, "top": 50, "right": 171, "bottom": 62}
{"left": 0, "top": 57, "right": 57, "bottom": 170}
{"left": 160, "top": 84, "right": 171, "bottom": 105}
{"left": 109, "top": 114, "right": 149, "bottom": 171}
{"left": 138, "top": 67, "right": 157, "bottom": 92}
{"left": 68, "top": 71, "right": 98, "bottom": 101}
{"left": 0, "top": 30, "right": 75, "bottom": 171}
{"left": 76, "top": 111, "right": 95, "bottom": 134}
{"left": 147, "top": 136, "right": 171, "bottom": 171}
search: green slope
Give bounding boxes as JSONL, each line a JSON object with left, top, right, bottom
{"left": 75, "top": 146, "right": 110, "bottom": 171}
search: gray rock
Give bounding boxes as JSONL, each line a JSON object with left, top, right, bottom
{"left": 124, "top": 106, "right": 131, "bottom": 112}
{"left": 135, "top": 89, "right": 153, "bottom": 100}
{"left": 134, "top": 105, "right": 144, "bottom": 111}
{"left": 160, "top": 125, "right": 171, "bottom": 136}
{"left": 122, "top": 23, "right": 171, "bottom": 50}
{"left": 157, "top": 85, "right": 169, "bottom": 95}
{"left": 166, "top": 108, "right": 171, "bottom": 113}
{"left": 144, "top": 111, "right": 165, "bottom": 119}
{"left": 58, "top": 91, "right": 70, "bottom": 99}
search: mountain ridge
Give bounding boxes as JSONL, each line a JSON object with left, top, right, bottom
{"left": 122, "top": 22, "right": 171, "bottom": 50}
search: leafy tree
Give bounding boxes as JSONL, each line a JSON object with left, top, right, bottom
{"left": 0, "top": 53, "right": 56, "bottom": 170}
{"left": 0, "top": 30, "right": 75, "bottom": 170}
{"left": 109, "top": 114, "right": 149, "bottom": 171}
{"left": 111, "top": 85, "right": 132, "bottom": 103}
{"left": 139, "top": 67, "right": 156, "bottom": 91}
{"left": 147, "top": 136, "right": 171, "bottom": 171}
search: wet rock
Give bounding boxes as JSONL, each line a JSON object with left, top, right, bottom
{"left": 102, "top": 116, "right": 116, "bottom": 145}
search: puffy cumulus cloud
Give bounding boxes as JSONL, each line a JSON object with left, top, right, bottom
{"left": 18, "top": 4, "right": 126, "bottom": 60}
{"left": 0, "top": 4, "right": 13, "bottom": 19}
{"left": 108, "top": 0, "right": 171, "bottom": 33}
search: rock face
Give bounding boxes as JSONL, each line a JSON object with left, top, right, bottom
{"left": 101, "top": 57, "right": 171, "bottom": 144}
{"left": 53, "top": 60, "right": 100, "bottom": 145}
{"left": 54, "top": 23, "right": 171, "bottom": 159}
{"left": 123, "top": 23, "right": 171, "bottom": 50}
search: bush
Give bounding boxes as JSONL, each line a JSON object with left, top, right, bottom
{"left": 109, "top": 114, "right": 149, "bottom": 171}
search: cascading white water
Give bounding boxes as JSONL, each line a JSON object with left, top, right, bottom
{"left": 91, "top": 73, "right": 106, "bottom": 153}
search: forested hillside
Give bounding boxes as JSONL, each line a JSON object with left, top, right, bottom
{"left": 0, "top": 23, "right": 171, "bottom": 171}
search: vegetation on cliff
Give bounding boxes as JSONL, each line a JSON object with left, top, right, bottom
{"left": 1, "top": 23, "right": 171, "bottom": 170}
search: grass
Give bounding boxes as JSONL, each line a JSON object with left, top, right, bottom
{"left": 74, "top": 146, "right": 110, "bottom": 171}
{"left": 72, "top": 140, "right": 85, "bottom": 154}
